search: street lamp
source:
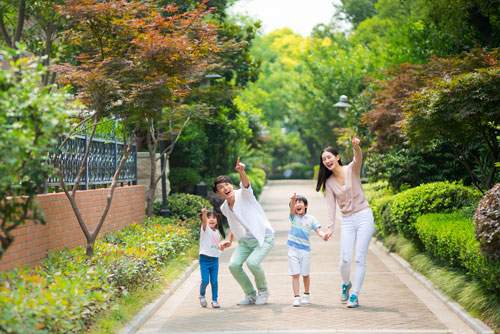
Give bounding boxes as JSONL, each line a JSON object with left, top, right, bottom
{"left": 158, "top": 110, "right": 170, "bottom": 218}
{"left": 333, "top": 95, "right": 352, "bottom": 117}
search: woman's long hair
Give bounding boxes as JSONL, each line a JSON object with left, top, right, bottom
{"left": 316, "top": 147, "right": 343, "bottom": 192}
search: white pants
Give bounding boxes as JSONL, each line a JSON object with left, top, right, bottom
{"left": 288, "top": 246, "right": 311, "bottom": 276}
{"left": 339, "top": 208, "right": 374, "bottom": 297}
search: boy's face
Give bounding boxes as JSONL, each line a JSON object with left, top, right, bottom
{"left": 216, "top": 182, "right": 235, "bottom": 200}
{"left": 294, "top": 200, "right": 307, "bottom": 216}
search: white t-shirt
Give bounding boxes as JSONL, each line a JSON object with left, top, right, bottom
{"left": 199, "top": 226, "right": 221, "bottom": 258}
{"left": 220, "top": 183, "right": 274, "bottom": 246}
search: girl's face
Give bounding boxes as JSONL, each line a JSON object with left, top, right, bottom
{"left": 321, "top": 151, "right": 340, "bottom": 171}
{"left": 207, "top": 214, "right": 218, "bottom": 231}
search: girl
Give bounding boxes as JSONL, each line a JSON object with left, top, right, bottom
{"left": 316, "top": 134, "right": 374, "bottom": 308}
{"left": 199, "top": 207, "right": 225, "bottom": 308}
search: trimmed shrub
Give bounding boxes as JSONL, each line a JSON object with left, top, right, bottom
{"left": 474, "top": 183, "right": 500, "bottom": 261}
{"left": 169, "top": 167, "right": 201, "bottom": 193}
{"left": 415, "top": 213, "right": 500, "bottom": 292}
{"left": 371, "top": 194, "right": 396, "bottom": 237}
{"left": 166, "top": 193, "right": 211, "bottom": 220}
{"left": 390, "top": 181, "right": 481, "bottom": 241}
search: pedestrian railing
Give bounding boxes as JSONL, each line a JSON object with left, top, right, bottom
{"left": 45, "top": 134, "right": 137, "bottom": 192}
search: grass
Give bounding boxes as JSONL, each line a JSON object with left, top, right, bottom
{"left": 381, "top": 234, "right": 500, "bottom": 333}
{"left": 86, "top": 245, "right": 199, "bottom": 334}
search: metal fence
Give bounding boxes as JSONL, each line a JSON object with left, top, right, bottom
{"left": 45, "top": 134, "right": 137, "bottom": 191}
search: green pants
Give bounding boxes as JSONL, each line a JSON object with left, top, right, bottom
{"left": 229, "top": 236, "right": 275, "bottom": 296}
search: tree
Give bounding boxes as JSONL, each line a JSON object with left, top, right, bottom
{"left": 56, "top": 0, "right": 224, "bottom": 254}
{"left": 0, "top": 46, "right": 70, "bottom": 259}
{"left": 405, "top": 64, "right": 500, "bottom": 191}
{"left": 0, "top": 0, "right": 68, "bottom": 85}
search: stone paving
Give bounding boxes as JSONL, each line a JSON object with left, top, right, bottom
{"left": 136, "top": 180, "right": 476, "bottom": 334}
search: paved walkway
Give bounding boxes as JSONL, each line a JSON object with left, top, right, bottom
{"left": 137, "top": 180, "right": 477, "bottom": 334}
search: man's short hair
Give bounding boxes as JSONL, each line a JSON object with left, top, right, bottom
{"left": 212, "top": 175, "right": 232, "bottom": 192}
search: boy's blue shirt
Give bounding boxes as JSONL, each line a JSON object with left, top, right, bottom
{"left": 287, "top": 213, "right": 321, "bottom": 251}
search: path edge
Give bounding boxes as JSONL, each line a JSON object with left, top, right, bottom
{"left": 373, "top": 239, "right": 494, "bottom": 334}
{"left": 118, "top": 259, "right": 199, "bottom": 334}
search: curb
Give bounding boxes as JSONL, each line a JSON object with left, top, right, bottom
{"left": 118, "top": 259, "right": 199, "bottom": 334}
{"left": 373, "top": 239, "right": 494, "bottom": 334}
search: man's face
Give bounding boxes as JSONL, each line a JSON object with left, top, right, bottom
{"left": 216, "top": 182, "right": 235, "bottom": 200}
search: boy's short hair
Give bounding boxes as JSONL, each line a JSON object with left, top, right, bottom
{"left": 212, "top": 175, "right": 232, "bottom": 192}
{"left": 295, "top": 194, "right": 308, "bottom": 213}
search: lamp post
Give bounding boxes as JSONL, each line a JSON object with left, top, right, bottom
{"left": 159, "top": 110, "right": 170, "bottom": 218}
{"left": 332, "top": 95, "right": 352, "bottom": 117}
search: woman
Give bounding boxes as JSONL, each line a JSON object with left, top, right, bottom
{"left": 316, "top": 134, "right": 374, "bottom": 308}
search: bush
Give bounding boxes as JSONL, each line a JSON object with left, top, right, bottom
{"left": 415, "top": 213, "right": 500, "bottom": 292}
{"left": 371, "top": 194, "right": 396, "bottom": 237}
{"left": 271, "top": 162, "right": 314, "bottom": 180}
{"left": 474, "top": 183, "right": 500, "bottom": 261}
{"left": 166, "top": 193, "right": 211, "bottom": 220}
{"left": 169, "top": 167, "right": 201, "bottom": 193}
{"left": 390, "top": 181, "right": 481, "bottom": 241}
{"left": 0, "top": 217, "right": 194, "bottom": 333}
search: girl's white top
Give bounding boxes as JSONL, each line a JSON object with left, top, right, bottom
{"left": 199, "top": 226, "right": 222, "bottom": 257}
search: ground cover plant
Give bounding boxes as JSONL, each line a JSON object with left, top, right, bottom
{"left": 0, "top": 217, "right": 196, "bottom": 333}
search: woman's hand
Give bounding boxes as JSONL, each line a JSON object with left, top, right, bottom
{"left": 352, "top": 133, "right": 360, "bottom": 150}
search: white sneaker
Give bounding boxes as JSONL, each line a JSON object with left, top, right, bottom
{"left": 237, "top": 294, "right": 256, "bottom": 305}
{"left": 211, "top": 301, "right": 220, "bottom": 308}
{"left": 255, "top": 290, "right": 270, "bottom": 305}
{"left": 199, "top": 296, "right": 207, "bottom": 308}
{"left": 302, "top": 293, "right": 310, "bottom": 305}
{"left": 292, "top": 296, "right": 301, "bottom": 307}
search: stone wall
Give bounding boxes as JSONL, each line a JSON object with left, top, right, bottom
{"left": 137, "top": 152, "right": 170, "bottom": 201}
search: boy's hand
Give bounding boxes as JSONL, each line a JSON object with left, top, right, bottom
{"left": 290, "top": 192, "right": 296, "bottom": 201}
{"left": 352, "top": 133, "right": 360, "bottom": 150}
{"left": 323, "top": 231, "right": 333, "bottom": 241}
{"left": 235, "top": 157, "right": 246, "bottom": 173}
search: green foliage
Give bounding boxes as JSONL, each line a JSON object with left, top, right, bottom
{"left": 272, "top": 162, "right": 314, "bottom": 180}
{"left": 363, "top": 182, "right": 395, "bottom": 237}
{"left": 0, "top": 217, "right": 194, "bottom": 333}
{"left": 169, "top": 168, "right": 201, "bottom": 194}
{"left": 228, "top": 167, "right": 267, "bottom": 199}
{"left": 474, "top": 183, "right": 500, "bottom": 261}
{"left": 405, "top": 61, "right": 500, "bottom": 191}
{"left": 390, "top": 181, "right": 481, "bottom": 241}
{"left": 415, "top": 213, "right": 500, "bottom": 292}
{"left": 0, "top": 46, "right": 70, "bottom": 257}
{"left": 166, "top": 193, "right": 211, "bottom": 221}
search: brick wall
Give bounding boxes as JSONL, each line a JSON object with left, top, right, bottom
{"left": 0, "top": 185, "right": 145, "bottom": 272}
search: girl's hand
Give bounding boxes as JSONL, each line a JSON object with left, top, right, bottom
{"left": 202, "top": 207, "right": 207, "bottom": 215}
{"left": 235, "top": 157, "right": 246, "bottom": 172}
{"left": 352, "top": 133, "right": 360, "bottom": 150}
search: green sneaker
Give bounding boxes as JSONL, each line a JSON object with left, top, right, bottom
{"left": 347, "top": 294, "right": 359, "bottom": 308}
{"left": 340, "top": 282, "right": 352, "bottom": 302}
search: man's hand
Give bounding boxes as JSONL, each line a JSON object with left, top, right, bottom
{"left": 235, "top": 157, "right": 246, "bottom": 172}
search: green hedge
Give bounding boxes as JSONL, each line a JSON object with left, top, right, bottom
{"left": 169, "top": 167, "right": 201, "bottom": 194}
{"left": 415, "top": 213, "right": 500, "bottom": 292}
{"left": 390, "top": 181, "right": 480, "bottom": 241}
{"left": 0, "top": 217, "right": 194, "bottom": 333}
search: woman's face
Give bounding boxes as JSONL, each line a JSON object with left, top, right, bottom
{"left": 321, "top": 151, "right": 339, "bottom": 171}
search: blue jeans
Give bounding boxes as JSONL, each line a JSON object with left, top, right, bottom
{"left": 199, "top": 254, "right": 219, "bottom": 302}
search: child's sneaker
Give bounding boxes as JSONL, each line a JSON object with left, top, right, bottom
{"left": 292, "top": 296, "right": 301, "bottom": 307}
{"left": 347, "top": 294, "right": 359, "bottom": 308}
{"left": 340, "top": 281, "right": 352, "bottom": 302}
{"left": 211, "top": 301, "right": 220, "bottom": 308}
{"left": 237, "top": 294, "right": 256, "bottom": 305}
{"left": 199, "top": 296, "right": 207, "bottom": 308}
{"left": 255, "top": 290, "right": 270, "bottom": 305}
{"left": 302, "top": 293, "right": 310, "bottom": 305}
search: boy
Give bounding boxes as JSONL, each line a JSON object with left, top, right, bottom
{"left": 215, "top": 157, "right": 275, "bottom": 306}
{"left": 288, "top": 192, "right": 328, "bottom": 307}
